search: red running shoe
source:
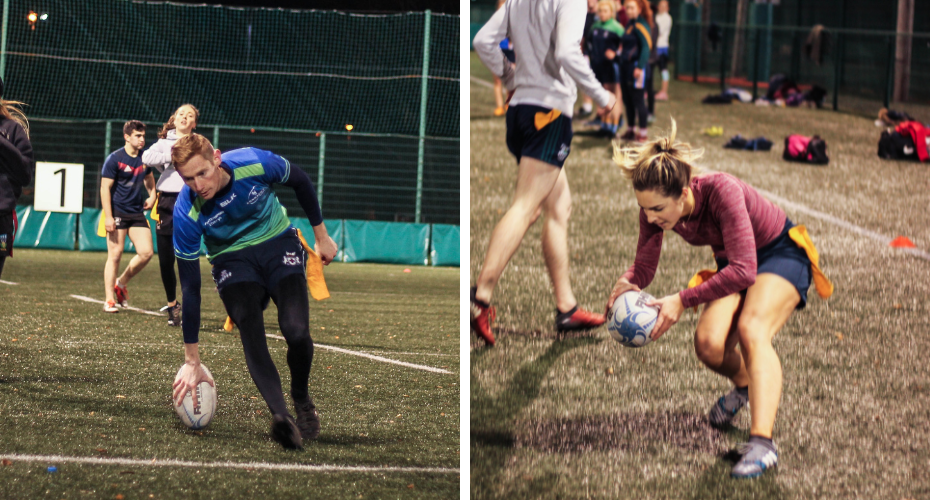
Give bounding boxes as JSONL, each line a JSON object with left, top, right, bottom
{"left": 470, "top": 287, "right": 496, "bottom": 346}
{"left": 555, "top": 306, "right": 606, "bottom": 332}
{"left": 114, "top": 279, "right": 129, "bottom": 307}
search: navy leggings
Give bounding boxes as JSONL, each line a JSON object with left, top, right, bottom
{"left": 220, "top": 274, "right": 314, "bottom": 416}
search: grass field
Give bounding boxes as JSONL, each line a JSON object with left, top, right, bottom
{"left": 470, "top": 52, "right": 930, "bottom": 499}
{"left": 0, "top": 249, "right": 459, "bottom": 499}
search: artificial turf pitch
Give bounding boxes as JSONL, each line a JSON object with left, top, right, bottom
{"left": 0, "top": 249, "right": 459, "bottom": 498}
{"left": 470, "top": 53, "right": 930, "bottom": 499}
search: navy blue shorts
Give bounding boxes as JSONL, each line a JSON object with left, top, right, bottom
{"left": 715, "top": 219, "right": 813, "bottom": 309}
{"left": 211, "top": 227, "right": 306, "bottom": 294}
{"left": 592, "top": 62, "right": 620, "bottom": 84}
{"left": 506, "top": 104, "right": 574, "bottom": 168}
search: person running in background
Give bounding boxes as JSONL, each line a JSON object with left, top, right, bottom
{"left": 100, "top": 120, "right": 155, "bottom": 313}
{"left": 607, "top": 121, "right": 832, "bottom": 478}
{"left": 143, "top": 104, "right": 200, "bottom": 327}
{"left": 654, "top": 0, "right": 672, "bottom": 101}
{"left": 586, "top": 0, "right": 625, "bottom": 137}
{"left": 471, "top": 0, "right": 616, "bottom": 346}
{"left": 617, "top": 0, "right": 653, "bottom": 143}
{"left": 0, "top": 77, "right": 33, "bottom": 278}
{"left": 170, "top": 134, "right": 337, "bottom": 450}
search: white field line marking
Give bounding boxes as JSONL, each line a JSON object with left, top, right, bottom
{"left": 470, "top": 75, "right": 494, "bottom": 89}
{"left": 56, "top": 340, "right": 457, "bottom": 357}
{"left": 0, "top": 453, "right": 458, "bottom": 475}
{"left": 266, "top": 334, "right": 453, "bottom": 374}
{"left": 0, "top": 279, "right": 18, "bottom": 285}
{"left": 70, "top": 295, "right": 163, "bottom": 316}
{"left": 68, "top": 295, "right": 453, "bottom": 374}
{"left": 755, "top": 188, "right": 930, "bottom": 262}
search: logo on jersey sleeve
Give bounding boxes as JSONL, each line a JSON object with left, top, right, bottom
{"left": 214, "top": 269, "right": 233, "bottom": 285}
{"left": 248, "top": 186, "right": 268, "bottom": 205}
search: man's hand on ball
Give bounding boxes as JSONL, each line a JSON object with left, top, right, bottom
{"left": 646, "top": 293, "right": 684, "bottom": 340}
{"left": 172, "top": 363, "right": 215, "bottom": 407}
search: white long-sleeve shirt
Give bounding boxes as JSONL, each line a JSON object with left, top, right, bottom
{"left": 473, "top": 0, "right": 612, "bottom": 118}
{"left": 656, "top": 12, "right": 672, "bottom": 49}
{"left": 141, "top": 129, "right": 185, "bottom": 193}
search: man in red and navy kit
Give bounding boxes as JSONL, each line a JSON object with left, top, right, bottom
{"left": 100, "top": 120, "right": 156, "bottom": 313}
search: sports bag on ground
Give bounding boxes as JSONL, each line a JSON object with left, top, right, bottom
{"left": 783, "top": 134, "right": 829, "bottom": 165}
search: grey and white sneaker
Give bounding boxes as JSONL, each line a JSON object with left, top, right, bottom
{"left": 731, "top": 440, "right": 778, "bottom": 478}
{"left": 708, "top": 387, "right": 749, "bottom": 428}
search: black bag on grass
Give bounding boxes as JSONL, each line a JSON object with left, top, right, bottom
{"left": 877, "top": 131, "right": 918, "bottom": 161}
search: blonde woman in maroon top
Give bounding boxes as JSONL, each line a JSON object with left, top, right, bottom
{"left": 606, "top": 121, "right": 830, "bottom": 478}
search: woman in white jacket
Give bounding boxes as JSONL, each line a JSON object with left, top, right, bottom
{"left": 142, "top": 104, "right": 199, "bottom": 327}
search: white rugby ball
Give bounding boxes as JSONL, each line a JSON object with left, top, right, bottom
{"left": 173, "top": 364, "right": 217, "bottom": 430}
{"left": 607, "top": 290, "right": 659, "bottom": 348}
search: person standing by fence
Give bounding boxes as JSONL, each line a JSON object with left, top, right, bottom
{"left": 143, "top": 104, "right": 200, "bottom": 327}
{"left": 618, "top": 0, "right": 653, "bottom": 143}
{"left": 654, "top": 0, "right": 672, "bottom": 101}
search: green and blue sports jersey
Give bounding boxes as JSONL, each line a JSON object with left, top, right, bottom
{"left": 173, "top": 147, "right": 293, "bottom": 262}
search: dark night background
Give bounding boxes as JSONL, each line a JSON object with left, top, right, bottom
{"left": 164, "top": 0, "right": 458, "bottom": 14}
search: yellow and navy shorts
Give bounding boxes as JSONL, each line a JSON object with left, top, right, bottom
{"left": 505, "top": 105, "right": 574, "bottom": 168}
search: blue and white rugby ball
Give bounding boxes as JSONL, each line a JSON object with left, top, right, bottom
{"left": 607, "top": 291, "right": 659, "bottom": 348}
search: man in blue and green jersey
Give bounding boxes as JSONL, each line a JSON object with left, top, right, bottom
{"left": 170, "top": 133, "right": 337, "bottom": 450}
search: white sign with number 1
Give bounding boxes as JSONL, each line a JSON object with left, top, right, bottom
{"left": 34, "top": 162, "right": 85, "bottom": 213}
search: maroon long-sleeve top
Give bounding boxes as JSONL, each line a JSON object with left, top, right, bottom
{"left": 621, "top": 172, "right": 787, "bottom": 309}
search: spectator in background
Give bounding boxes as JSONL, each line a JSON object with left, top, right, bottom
{"left": 587, "top": 0, "right": 626, "bottom": 137}
{"left": 491, "top": 0, "right": 513, "bottom": 117}
{"left": 575, "top": 0, "right": 600, "bottom": 120}
{"left": 618, "top": 0, "right": 653, "bottom": 143}
{"left": 143, "top": 104, "right": 200, "bottom": 327}
{"left": 654, "top": 0, "right": 672, "bottom": 101}
{"left": 0, "top": 77, "right": 34, "bottom": 279}
{"left": 100, "top": 120, "right": 155, "bottom": 313}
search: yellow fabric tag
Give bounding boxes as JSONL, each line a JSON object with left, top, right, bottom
{"left": 296, "top": 228, "right": 330, "bottom": 301}
{"left": 687, "top": 268, "right": 718, "bottom": 312}
{"left": 534, "top": 109, "right": 562, "bottom": 130}
{"left": 224, "top": 316, "right": 234, "bottom": 332}
{"left": 150, "top": 192, "right": 161, "bottom": 222}
{"left": 788, "top": 225, "right": 834, "bottom": 299}
{"left": 96, "top": 211, "right": 107, "bottom": 237}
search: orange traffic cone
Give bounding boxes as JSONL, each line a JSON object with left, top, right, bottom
{"left": 889, "top": 236, "right": 916, "bottom": 248}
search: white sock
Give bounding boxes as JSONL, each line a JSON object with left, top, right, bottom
{"left": 661, "top": 69, "right": 669, "bottom": 82}
{"left": 581, "top": 102, "right": 593, "bottom": 113}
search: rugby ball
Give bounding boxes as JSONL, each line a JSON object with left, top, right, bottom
{"left": 173, "top": 364, "right": 217, "bottom": 430}
{"left": 607, "top": 290, "right": 659, "bottom": 348}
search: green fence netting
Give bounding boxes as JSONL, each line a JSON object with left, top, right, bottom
{"left": 14, "top": 206, "right": 76, "bottom": 250}
{"left": 3, "top": 1, "right": 460, "bottom": 225}
{"left": 429, "top": 223, "right": 459, "bottom": 267}
{"left": 342, "top": 220, "right": 430, "bottom": 265}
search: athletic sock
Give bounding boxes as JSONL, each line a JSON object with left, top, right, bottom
{"left": 556, "top": 305, "right": 578, "bottom": 319}
{"left": 661, "top": 69, "right": 669, "bottom": 82}
{"left": 581, "top": 102, "right": 593, "bottom": 113}
{"left": 748, "top": 435, "right": 776, "bottom": 452}
{"left": 470, "top": 287, "right": 490, "bottom": 309}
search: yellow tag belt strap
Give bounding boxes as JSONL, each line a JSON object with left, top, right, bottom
{"left": 534, "top": 109, "right": 562, "bottom": 131}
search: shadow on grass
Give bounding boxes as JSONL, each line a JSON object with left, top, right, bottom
{"left": 471, "top": 337, "right": 599, "bottom": 499}
{"left": 515, "top": 411, "right": 727, "bottom": 455}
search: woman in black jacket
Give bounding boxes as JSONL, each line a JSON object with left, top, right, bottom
{"left": 0, "top": 77, "right": 35, "bottom": 278}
